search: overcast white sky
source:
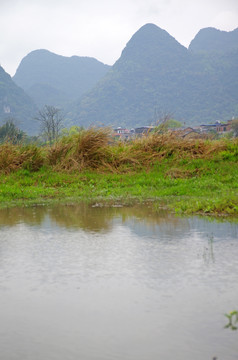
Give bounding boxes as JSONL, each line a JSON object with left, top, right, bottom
{"left": 0, "top": 0, "right": 238, "bottom": 76}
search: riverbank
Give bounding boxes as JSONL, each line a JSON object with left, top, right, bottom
{"left": 0, "top": 159, "right": 237, "bottom": 216}
{"left": 0, "top": 130, "right": 237, "bottom": 216}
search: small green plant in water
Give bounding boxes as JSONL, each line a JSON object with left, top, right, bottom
{"left": 224, "top": 310, "right": 238, "bottom": 330}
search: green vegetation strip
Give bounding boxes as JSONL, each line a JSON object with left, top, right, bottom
{"left": 0, "top": 158, "right": 237, "bottom": 217}
{"left": 0, "top": 130, "right": 237, "bottom": 217}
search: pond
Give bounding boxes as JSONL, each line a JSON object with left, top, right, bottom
{"left": 0, "top": 203, "right": 237, "bottom": 360}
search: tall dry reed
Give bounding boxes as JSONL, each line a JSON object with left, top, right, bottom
{"left": 0, "top": 130, "right": 237, "bottom": 173}
{"left": 0, "top": 143, "right": 44, "bottom": 173}
{"left": 48, "top": 127, "right": 112, "bottom": 171}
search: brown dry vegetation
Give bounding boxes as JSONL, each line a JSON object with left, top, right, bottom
{"left": 0, "top": 143, "right": 44, "bottom": 173}
{"left": 0, "top": 128, "right": 237, "bottom": 174}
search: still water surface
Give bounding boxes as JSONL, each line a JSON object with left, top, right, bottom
{"left": 0, "top": 204, "right": 237, "bottom": 360}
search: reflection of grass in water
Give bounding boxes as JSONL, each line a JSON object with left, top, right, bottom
{"left": 225, "top": 310, "right": 238, "bottom": 331}
{"left": 0, "top": 203, "right": 185, "bottom": 233}
{"left": 0, "top": 205, "right": 46, "bottom": 226}
{"left": 203, "top": 234, "right": 215, "bottom": 265}
{"left": 49, "top": 204, "right": 116, "bottom": 232}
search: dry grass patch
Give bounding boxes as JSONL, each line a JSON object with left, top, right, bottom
{"left": 0, "top": 143, "right": 44, "bottom": 173}
{"left": 0, "top": 129, "right": 237, "bottom": 174}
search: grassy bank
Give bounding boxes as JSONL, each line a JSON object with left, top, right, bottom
{"left": 0, "top": 129, "right": 237, "bottom": 216}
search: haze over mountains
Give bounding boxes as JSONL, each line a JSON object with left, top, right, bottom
{"left": 71, "top": 24, "right": 238, "bottom": 128}
{"left": 13, "top": 50, "right": 110, "bottom": 109}
{"left": 189, "top": 27, "right": 238, "bottom": 53}
{"left": 1, "top": 23, "right": 238, "bottom": 133}
{"left": 0, "top": 65, "right": 37, "bottom": 133}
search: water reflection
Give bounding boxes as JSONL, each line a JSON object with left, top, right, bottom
{"left": 0, "top": 204, "right": 237, "bottom": 360}
{"left": 203, "top": 234, "right": 215, "bottom": 265}
{"left": 0, "top": 203, "right": 183, "bottom": 232}
{"left": 0, "top": 206, "right": 46, "bottom": 227}
{"left": 0, "top": 203, "right": 237, "bottom": 241}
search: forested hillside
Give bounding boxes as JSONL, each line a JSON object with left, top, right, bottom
{"left": 7, "top": 24, "right": 238, "bottom": 131}
{"left": 13, "top": 50, "right": 110, "bottom": 108}
{"left": 70, "top": 24, "right": 238, "bottom": 128}
{"left": 0, "top": 66, "right": 38, "bottom": 134}
{"left": 189, "top": 27, "right": 238, "bottom": 54}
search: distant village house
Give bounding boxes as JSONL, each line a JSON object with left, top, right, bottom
{"left": 200, "top": 120, "right": 232, "bottom": 133}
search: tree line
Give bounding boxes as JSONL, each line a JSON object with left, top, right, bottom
{"left": 0, "top": 105, "right": 81, "bottom": 145}
{"left": 1, "top": 105, "right": 238, "bottom": 144}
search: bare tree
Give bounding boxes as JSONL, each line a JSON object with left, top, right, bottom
{"left": 35, "top": 105, "right": 64, "bottom": 144}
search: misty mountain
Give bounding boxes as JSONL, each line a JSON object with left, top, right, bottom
{"left": 189, "top": 27, "right": 238, "bottom": 54}
{"left": 13, "top": 49, "right": 110, "bottom": 108}
{"left": 70, "top": 24, "right": 238, "bottom": 128}
{"left": 0, "top": 65, "right": 38, "bottom": 134}
{"left": 189, "top": 27, "right": 238, "bottom": 122}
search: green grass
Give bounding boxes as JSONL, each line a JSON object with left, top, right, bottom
{"left": 0, "top": 157, "right": 237, "bottom": 217}
{"left": 0, "top": 131, "right": 237, "bottom": 216}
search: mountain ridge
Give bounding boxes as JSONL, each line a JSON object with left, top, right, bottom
{"left": 189, "top": 26, "right": 238, "bottom": 54}
{"left": 0, "top": 65, "right": 38, "bottom": 134}
{"left": 13, "top": 49, "right": 110, "bottom": 108}
{"left": 6, "top": 23, "right": 238, "bottom": 132}
{"left": 70, "top": 23, "right": 238, "bottom": 128}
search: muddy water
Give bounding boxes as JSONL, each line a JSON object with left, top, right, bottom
{"left": 0, "top": 204, "right": 237, "bottom": 360}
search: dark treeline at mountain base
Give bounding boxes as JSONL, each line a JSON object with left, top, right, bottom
{"left": 1, "top": 23, "right": 238, "bottom": 134}
{"left": 0, "top": 119, "right": 25, "bottom": 144}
